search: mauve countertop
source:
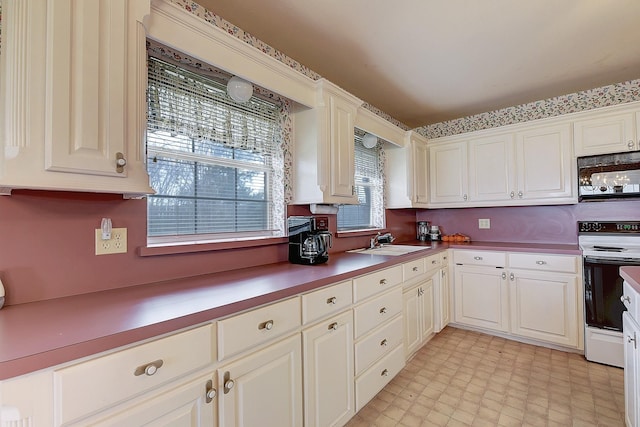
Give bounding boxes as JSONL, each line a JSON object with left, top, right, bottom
{"left": 621, "top": 266, "right": 640, "bottom": 294}
{"left": 0, "top": 240, "right": 580, "bottom": 380}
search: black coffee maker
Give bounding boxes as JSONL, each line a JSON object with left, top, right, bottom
{"left": 288, "top": 216, "right": 332, "bottom": 265}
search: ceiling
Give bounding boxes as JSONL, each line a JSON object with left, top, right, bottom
{"left": 196, "top": 0, "right": 640, "bottom": 128}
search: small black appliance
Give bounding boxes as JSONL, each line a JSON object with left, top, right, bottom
{"left": 288, "top": 216, "right": 332, "bottom": 265}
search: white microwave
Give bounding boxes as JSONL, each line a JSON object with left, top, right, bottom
{"left": 578, "top": 150, "right": 640, "bottom": 201}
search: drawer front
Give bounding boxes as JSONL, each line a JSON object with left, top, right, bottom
{"left": 440, "top": 251, "right": 449, "bottom": 266}
{"left": 55, "top": 324, "right": 213, "bottom": 425}
{"left": 403, "top": 258, "right": 425, "bottom": 283}
{"left": 218, "top": 297, "right": 301, "bottom": 360}
{"left": 302, "top": 280, "right": 353, "bottom": 324}
{"left": 354, "top": 287, "right": 402, "bottom": 338}
{"left": 354, "top": 315, "right": 403, "bottom": 375}
{"left": 355, "top": 345, "right": 405, "bottom": 411}
{"left": 508, "top": 253, "right": 578, "bottom": 273}
{"left": 453, "top": 250, "right": 506, "bottom": 267}
{"left": 425, "top": 253, "right": 442, "bottom": 274}
{"left": 353, "top": 265, "right": 403, "bottom": 302}
{"left": 623, "top": 280, "right": 640, "bottom": 321}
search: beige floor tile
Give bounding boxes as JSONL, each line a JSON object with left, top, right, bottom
{"left": 345, "top": 327, "right": 624, "bottom": 427}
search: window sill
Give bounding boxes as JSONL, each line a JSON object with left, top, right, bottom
{"left": 138, "top": 236, "right": 288, "bottom": 257}
{"left": 336, "top": 228, "right": 388, "bottom": 238}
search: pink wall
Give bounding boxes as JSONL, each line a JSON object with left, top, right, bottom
{"left": 417, "top": 200, "right": 640, "bottom": 244}
{"left": 2, "top": 189, "right": 638, "bottom": 306}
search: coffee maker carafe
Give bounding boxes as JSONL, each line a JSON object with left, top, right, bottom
{"left": 288, "top": 216, "right": 332, "bottom": 265}
{"left": 417, "top": 221, "right": 430, "bottom": 241}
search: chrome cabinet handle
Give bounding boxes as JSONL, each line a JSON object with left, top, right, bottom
{"left": 432, "top": 260, "right": 437, "bottom": 264}
{"left": 473, "top": 256, "right": 483, "bottom": 261}
{"left": 510, "top": 191, "right": 515, "bottom": 199}
{"left": 259, "top": 320, "right": 274, "bottom": 330}
{"left": 224, "top": 378, "right": 235, "bottom": 392}
{"left": 463, "top": 194, "right": 468, "bottom": 201}
{"left": 328, "top": 322, "right": 339, "bottom": 331}
{"left": 380, "top": 338, "right": 388, "bottom": 347}
{"left": 326, "top": 296, "right": 337, "bottom": 305}
{"left": 621, "top": 295, "right": 631, "bottom": 304}
{"left": 627, "top": 333, "right": 637, "bottom": 349}
{"left": 115, "top": 152, "right": 127, "bottom": 173}
{"left": 205, "top": 380, "right": 217, "bottom": 403}
{"left": 518, "top": 191, "right": 524, "bottom": 198}
{"left": 380, "top": 279, "right": 387, "bottom": 285}
{"left": 629, "top": 140, "right": 635, "bottom": 150}
{"left": 412, "top": 266, "right": 418, "bottom": 272}
{"left": 501, "top": 272, "right": 507, "bottom": 280}
{"left": 379, "top": 307, "right": 388, "bottom": 314}
{"left": 510, "top": 273, "right": 515, "bottom": 281}
{"left": 134, "top": 359, "right": 164, "bottom": 377}
{"left": 381, "top": 369, "right": 389, "bottom": 376}
{"left": 536, "top": 260, "right": 547, "bottom": 265}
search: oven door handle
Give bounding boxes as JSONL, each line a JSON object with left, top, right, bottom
{"left": 584, "top": 256, "right": 640, "bottom": 266}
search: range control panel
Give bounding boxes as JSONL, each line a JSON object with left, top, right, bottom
{"left": 578, "top": 221, "right": 640, "bottom": 233}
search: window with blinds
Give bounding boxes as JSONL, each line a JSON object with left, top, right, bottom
{"left": 337, "top": 131, "right": 385, "bottom": 231}
{"left": 146, "top": 56, "right": 284, "bottom": 243}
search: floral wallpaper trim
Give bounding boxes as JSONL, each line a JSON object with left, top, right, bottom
{"left": 417, "top": 79, "right": 640, "bottom": 139}
{"left": 169, "top": 0, "right": 409, "bottom": 131}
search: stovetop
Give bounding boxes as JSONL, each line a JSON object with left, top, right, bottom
{"left": 578, "top": 221, "right": 640, "bottom": 259}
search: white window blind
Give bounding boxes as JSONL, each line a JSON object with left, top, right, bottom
{"left": 337, "top": 131, "right": 385, "bottom": 231}
{"left": 146, "top": 56, "right": 283, "bottom": 242}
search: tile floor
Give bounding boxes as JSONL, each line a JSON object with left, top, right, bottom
{"left": 346, "top": 327, "right": 625, "bottom": 427}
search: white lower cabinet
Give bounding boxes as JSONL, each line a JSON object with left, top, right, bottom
{"left": 434, "top": 252, "right": 451, "bottom": 332}
{"left": 623, "top": 311, "right": 640, "bottom": 427}
{"left": 217, "top": 334, "right": 303, "bottom": 427}
{"left": 354, "top": 345, "right": 405, "bottom": 411}
{"left": 302, "top": 310, "right": 354, "bottom": 427}
{"left": 454, "top": 264, "right": 510, "bottom": 333}
{"left": 403, "top": 279, "right": 434, "bottom": 357}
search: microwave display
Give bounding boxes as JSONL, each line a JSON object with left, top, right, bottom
{"left": 578, "top": 150, "right": 640, "bottom": 201}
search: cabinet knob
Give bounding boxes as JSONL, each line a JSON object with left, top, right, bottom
{"left": 627, "top": 333, "right": 636, "bottom": 349}
{"left": 379, "top": 307, "right": 388, "bottom": 314}
{"left": 463, "top": 194, "right": 468, "bottom": 201}
{"left": 205, "top": 380, "right": 217, "bottom": 403}
{"left": 134, "top": 359, "right": 164, "bottom": 377}
{"left": 432, "top": 260, "right": 437, "bottom": 264}
{"left": 259, "top": 320, "right": 274, "bottom": 330}
{"left": 473, "top": 256, "right": 483, "bottom": 261}
{"left": 381, "top": 369, "right": 389, "bottom": 377}
{"left": 328, "top": 322, "right": 339, "bottom": 331}
{"left": 326, "top": 296, "right": 337, "bottom": 305}
{"left": 224, "top": 378, "right": 235, "bottom": 392}
{"left": 380, "top": 278, "right": 387, "bottom": 285}
{"left": 412, "top": 266, "right": 418, "bottom": 272}
{"left": 510, "top": 273, "right": 515, "bottom": 281}
{"left": 518, "top": 191, "right": 524, "bottom": 198}
{"left": 510, "top": 191, "right": 515, "bottom": 199}
{"left": 621, "top": 295, "right": 631, "bottom": 304}
{"left": 501, "top": 272, "right": 507, "bottom": 280}
{"left": 115, "top": 152, "right": 127, "bottom": 173}
{"left": 535, "top": 260, "right": 547, "bottom": 265}
{"left": 628, "top": 140, "right": 635, "bottom": 150}
{"left": 380, "top": 338, "right": 388, "bottom": 347}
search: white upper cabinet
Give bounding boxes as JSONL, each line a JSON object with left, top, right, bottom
{"left": 386, "top": 131, "right": 429, "bottom": 208}
{"left": 0, "top": 0, "right": 154, "bottom": 197}
{"left": 428, "top": 121, "right": 576, "bottom": 207}
{"left": 293, "top": 80, "right": 362, "bottom": 204}
{"left": 574, "top": 108, "right": 640, "bottom": 156}
{"left": 428, "top": 141, "right": 469, "bottom": 205}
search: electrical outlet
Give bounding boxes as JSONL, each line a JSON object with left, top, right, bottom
{"left": 478, "top": 218, "right": 491, "bottom": 229}
{"left": 95, "top": 228, "right": 127, "bottom": 255}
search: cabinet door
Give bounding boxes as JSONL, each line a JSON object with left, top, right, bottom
{"left": 454, "top": 265, "right": 509, "bottom": 332}
{"left": 403, "top": 285, "right": 422, "bottom": 356}
{"left": 574, "top": 111, "right": 637, "bottom": 156}
{"left": 218, "top": 334, "right": 302, "bottom": 427}
{"left": 509, "top": 270, "right": 579, "bottom": 347}
{"left": 420, "top": 279, "right": 434, "bottom": 342}
{"left": 429, "top": 142, "right": 468, "bottom": 204}
{"left": 514, "top": 124, "right": 574, "bottom": 202}
{"left": 76, "top": 372, "right": 216, "bottom": 427}
{"left": 329, "top": 94, "right": 357, "bottom": 200}
{"left": 623, "top": 312, "right": 640, "bottom": 427}
{"left": 434, "top": 267, "right": 450, "bottom": 333}
{"left": 413, "top": 139, "right": 429, "bottom": 205}
{"left": 302, "top": 311, "right": 354, "bottom": 427}
{"left": 468, "top": 134, "right": 516, "bottom": 202}
{"left": 46, "top": 0, "right": 129, "bottom": 176}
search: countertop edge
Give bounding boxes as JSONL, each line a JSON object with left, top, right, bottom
{"left": 621, "top": 266, "right": 640, "bottom": 294}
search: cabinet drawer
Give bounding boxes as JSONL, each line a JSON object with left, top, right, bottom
{"left": 508, "top": 253, "right": 578, "bottom": 273}
{"left": 355, "top": 345, "right": 405, "bottom": 411}
{"left": 302, "top": 280, "right": 352, "bottom": 325}
{"left": 354, "top": 315, "right": 403, "bottom": 375}
{"left": 55, "top": 324, "right": 213, "bottom": 425}
{"left": 218, "top": 297, "right": 301, "bottom": 360}
{"left": 403, "top": 258, "right": 425, "bottom": 282}
{"left": 454, "top": 250, "right": 506, "bottom": 267}
{"left": 425, "top": 253, "right": 442, "bottom": 274}
{"left": 623, "top": 280, "right": 640, "bottom": 321}
{"left": 353, "top": 266, "right": 403, "bottom": 302}
{"left": 354, "top": 287, "right": 402, "bottom": 338}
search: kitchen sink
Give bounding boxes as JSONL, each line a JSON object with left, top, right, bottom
{"left": 347, "top": 244, "right": 429, "bottom": 256}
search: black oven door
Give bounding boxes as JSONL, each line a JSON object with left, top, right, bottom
{"left": 583, "top": 256, "right": 640, "bottom": 331}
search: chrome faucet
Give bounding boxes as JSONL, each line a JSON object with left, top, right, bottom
{"left": 370, "top": 232, "right": 395, "bottom": 248}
